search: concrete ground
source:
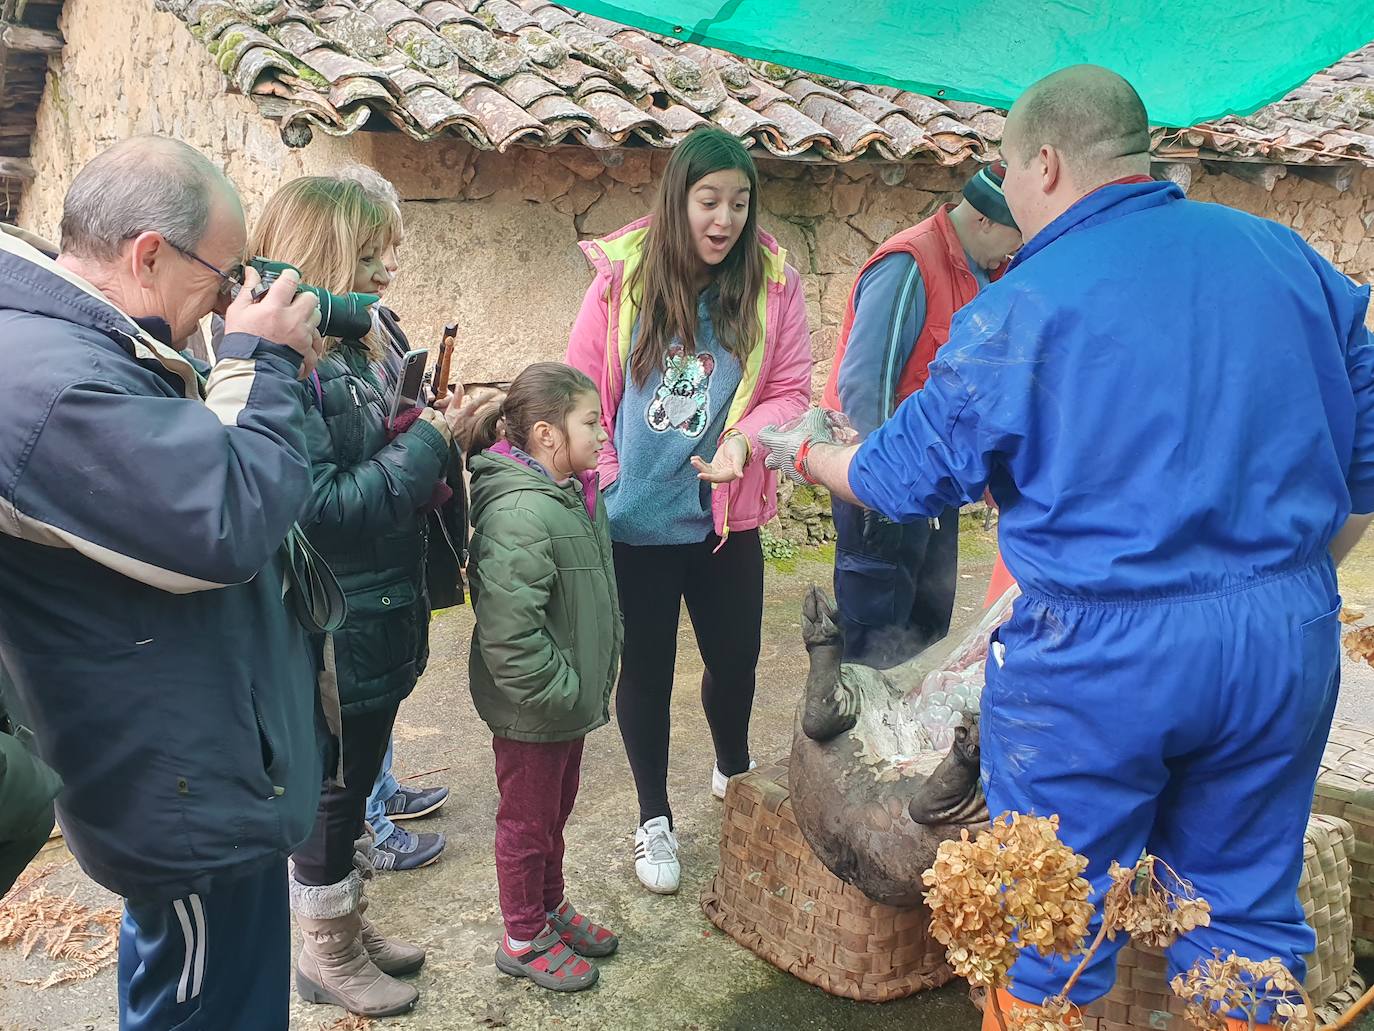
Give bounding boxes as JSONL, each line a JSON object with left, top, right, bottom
{"left": 3, "top": 518, "right": 1374, "bottom": 1030}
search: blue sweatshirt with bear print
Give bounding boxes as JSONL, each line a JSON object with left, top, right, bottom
{"left": 607, "top": 292, "right": 741, "bottom": 546}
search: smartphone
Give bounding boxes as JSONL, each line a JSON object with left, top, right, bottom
{"left": 389, "top": 349, "right": 429, "bottom": 424}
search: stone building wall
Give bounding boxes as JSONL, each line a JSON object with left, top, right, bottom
{"left": 19, "top": 0, "right": 1374, "bottom": 393}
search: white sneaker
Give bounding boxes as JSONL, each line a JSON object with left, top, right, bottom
{"left": 711, "top": 759, "right": 758, "bottom": 800}
{"left": 634, "top": 817, "right": 680, "bottom": 895}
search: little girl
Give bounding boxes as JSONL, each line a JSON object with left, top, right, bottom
{"left": 466, "top": 362, "right": 622, "bottom": 993}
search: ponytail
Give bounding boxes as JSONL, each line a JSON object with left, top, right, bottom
{"left": 468, "top": 404, "right": 506, "bottom": 455}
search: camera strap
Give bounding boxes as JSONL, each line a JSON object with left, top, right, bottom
{"left": 281, "top": 525, "right": 347, "bottom": 635}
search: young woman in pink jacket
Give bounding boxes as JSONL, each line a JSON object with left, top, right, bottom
{"left": 565, "top": 127, "right": 812, "bottom": 894}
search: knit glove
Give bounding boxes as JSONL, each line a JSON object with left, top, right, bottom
{"left": 760, "top": 407, "right": 855, "bottom": 485}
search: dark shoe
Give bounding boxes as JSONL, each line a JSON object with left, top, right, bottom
{"left": 383, "top": 783, "right": 450, "bottom": 821}
{"left": 372, "top": 826, "right": 445, "bottom": 872}
{"left": 494, "top": 925, "right": 599, "bottom": 992}
{"left": 547, "top": 899, "right": 619, "bottom": 957}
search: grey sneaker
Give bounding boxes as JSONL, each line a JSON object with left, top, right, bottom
{"left": 383, "top": 784, "right": 449, "bottom": 821}
{"left": 371, "top": 826, "right": 445, "bottom": 872}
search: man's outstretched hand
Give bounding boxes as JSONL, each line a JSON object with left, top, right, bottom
{"left": 759, "top": 407, "right": 856, "bottom": 485}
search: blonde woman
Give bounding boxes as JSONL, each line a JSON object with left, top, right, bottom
{"left": 337, "top": 165, "right": 456, "bottom": 872}
{"left": 250, "top": 177, "right": 461, "bottom": 1018}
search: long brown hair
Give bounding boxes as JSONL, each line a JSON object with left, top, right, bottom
{"left": 248, "top": 176, "right": 399, "bottom": 361}
{"left": 470, "top": 362, "right": 597, "bottom": 456}
{"left": 627, "top": 127, "right": 765, "bottom": 387}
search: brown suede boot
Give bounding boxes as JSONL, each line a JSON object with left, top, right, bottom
{"left": 357, "top": 893, "right": 426, "bottom": 977}
{"left": 290, "top": 871, "right": 419, "bottom": 1017}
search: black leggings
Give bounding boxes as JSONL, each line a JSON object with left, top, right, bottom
{"left": 613, "top": 529, "right": 764, "bottom": 827}
{"left": 291, "top": 700, "right": 400, "bottom": 886}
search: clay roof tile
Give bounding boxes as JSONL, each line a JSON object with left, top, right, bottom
{"left": 159, "top": 2, "right": 1374, "bottom": 165}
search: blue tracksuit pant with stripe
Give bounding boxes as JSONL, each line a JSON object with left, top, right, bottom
{"left": 117, "top": 862, "right": 289, "bottom": 1030}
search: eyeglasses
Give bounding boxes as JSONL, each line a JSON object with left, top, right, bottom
{"left": 167, "top": 241, "right": 245, "bottom": 298}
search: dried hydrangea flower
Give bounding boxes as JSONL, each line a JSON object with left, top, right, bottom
{"left": 924, "top": 813, "right": 1093, "bottom": 991}
{"left": 1100, "top": 855, "right": 1211, "bottom": 948}
{"left": 1343, "top": 623, "right": 1374, "bottom": 664}
{"left": 1006, "top": 996, "right": 1085, "bottom": 1030}
{"left": 1170, "top": 949, "right": 1316, "bottom": 1031}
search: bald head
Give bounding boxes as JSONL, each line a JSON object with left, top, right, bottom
{"left": 1005, "top": 66, "right": 1150, "bottom": 183}
{"left": 60, "top": 135, "right": 240, "bottom": 261}
{"left": 999, "top": 66, "right": 1151, "bottom": 240}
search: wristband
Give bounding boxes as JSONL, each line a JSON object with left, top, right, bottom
{"left": 723, "top": 428, "right": 751, "bottom": 462}
{"left": 794, "top": 438, "right": 819, "bottom": 485}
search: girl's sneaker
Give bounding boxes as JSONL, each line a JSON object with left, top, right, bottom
{"left": 634, "top": 817, "right": 680, "bottom": 894}
{"left": 494, "top": 925, "right": 599, "bottom": 992}
{"left": 547, "top": 899, "right": 619, "bottom": 957}
{"left": 711, "top": 758, "right": 758, "bottom": 800}
{"left": 371, "top": 826, "right": 445, "bottom": 872}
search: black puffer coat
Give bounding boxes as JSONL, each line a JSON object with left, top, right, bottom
{"left": 301, "top": 337, "right": 449, "bottom": 716}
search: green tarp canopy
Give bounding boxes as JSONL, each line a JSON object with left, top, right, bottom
{"left": 563, "top": 1, "right": 1374, "bottom": 126}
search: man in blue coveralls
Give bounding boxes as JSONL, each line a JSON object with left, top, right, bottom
{"left": 762, "top": 66, "right": 1374, "bottom": 1028}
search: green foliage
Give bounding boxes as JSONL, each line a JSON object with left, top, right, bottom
{"left": 760, "top": 526, "right": 799, "bottom": 571}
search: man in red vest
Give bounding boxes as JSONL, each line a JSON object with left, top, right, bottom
{"left": 823, "top": 164, "right": 1022, "bottom": 667}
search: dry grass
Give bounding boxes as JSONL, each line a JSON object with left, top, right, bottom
{"left": 0, "top": 861, "right": 120, "bottom": 989}
{"left": 317, "top": 1016, "right": 372, "bottom": 1030}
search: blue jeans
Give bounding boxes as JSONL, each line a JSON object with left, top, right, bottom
{"left": 366, "top": 737, "right": 400, "bottom": 846}
{"left": 831, "top": 498, "right": 958, "bottom": 669}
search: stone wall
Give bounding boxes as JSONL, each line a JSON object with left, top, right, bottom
{"left": 1191, "top": 171, "right": 1374, "bottom": 278}
{"left": 19, "top": 0, "right": 1374, "bottom": 392}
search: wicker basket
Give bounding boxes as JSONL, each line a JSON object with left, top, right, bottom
{"left": 700, "top": 760, "right": 953, "bottom": 1002}
{"left": 1077, "top": 813, "right": 1356, "bottom": 1030}
{"left": 1314, "top": 718, "right": 1374, "bottom": 953}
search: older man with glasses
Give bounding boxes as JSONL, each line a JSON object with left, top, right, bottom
{"left": 0, "top": 135, "right": 330, "bottom": 1030}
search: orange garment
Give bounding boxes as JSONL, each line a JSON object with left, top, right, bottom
{"left": 984, "top": 550, "right": 1016, "bottom": 608}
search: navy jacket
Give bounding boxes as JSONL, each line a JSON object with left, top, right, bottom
{"left": 0, "top": 233, "right": 326, "bottom": 902}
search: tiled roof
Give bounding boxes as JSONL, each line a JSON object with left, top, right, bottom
{"left": 1159, "top": 45, "right": 1374, "bottom": 167}
{"left": 163, "top": 0, "right": 1374, "bottom": 167}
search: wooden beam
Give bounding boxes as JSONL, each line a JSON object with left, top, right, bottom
{"left": 1224, "top": 161, "right": 1287, "bottom": 192}
{"left": 0, "top": 22, "right": 62, "bottom": 54}
{"left": 1291, "top": 164, "right": 1358, "bottom": 194}
{"left": 0, "top": 155, "right": 35, "bottom": 180}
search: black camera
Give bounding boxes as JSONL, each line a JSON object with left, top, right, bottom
{"left": 247, "top": 257, "right": 377, "bottom": 340}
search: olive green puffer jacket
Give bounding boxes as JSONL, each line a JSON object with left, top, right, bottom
{"left": 467, "top": 447, "right": 621, "bottom": 743}
{"left": 301, "top": 340, "right": 450, "bottom": 717}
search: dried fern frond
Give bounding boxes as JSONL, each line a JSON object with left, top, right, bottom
{"left": 318, "top": 1016, "right": 373, "bottom": 1031}
{"left": 0, "top": 863, "right": 120, "bottom": 990}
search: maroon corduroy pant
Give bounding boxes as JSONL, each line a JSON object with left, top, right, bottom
{"left": 492, "top": 736, "right": 585, "bottom": 941}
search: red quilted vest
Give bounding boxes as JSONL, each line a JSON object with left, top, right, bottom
{"left": 823, "top": 205, "right": 1004, "bottom": 410}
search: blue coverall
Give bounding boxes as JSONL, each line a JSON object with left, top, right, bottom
{"left": 849, "top": 180, "right": 1374, "bottom": 1011}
